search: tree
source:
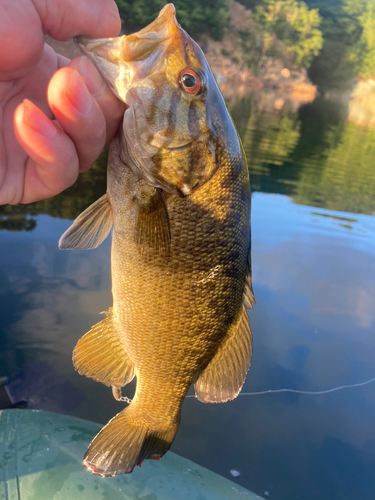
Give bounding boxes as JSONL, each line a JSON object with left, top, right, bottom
{"left": 236, "top": 0, "right": 263, "bottom": 9}
{"left": 115, "top": 0, "right": 230, "bottom": 40}
{"left": 344, "top": 0, "right": 375, "bottom": 78}
{"left": 306, "top": 0, "right": 375, "bottom": 90}
{"left": 255, "top": 0, "right": 323, "bottom": 68}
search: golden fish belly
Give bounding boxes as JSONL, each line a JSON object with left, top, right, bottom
{"left": 108, "top": 138, "right": 251, "bottom": 418}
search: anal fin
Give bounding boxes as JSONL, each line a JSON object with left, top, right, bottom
{"left": 194, "top": 303, "right": 252, "bottom": 403}
{"left": 59, "top": 194, "right": 112, "bottom": 250}
{"left": 73, "top": 308, "right": 135, "bottom": 388}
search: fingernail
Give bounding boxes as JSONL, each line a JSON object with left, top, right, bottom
{"left": 66, "top": 69, "right": 93, "bottom": 115}
{"left": 78, "top": 56, "right": 106, "bottom": 97}
{"left": 22, "top": 99, "right": 56, "bottom": 137}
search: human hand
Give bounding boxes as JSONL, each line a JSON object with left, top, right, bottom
{"left": 0, "top": 0, "right": 126, "bottom": 205}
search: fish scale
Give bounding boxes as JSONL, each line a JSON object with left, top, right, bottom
{"left": 59, "top": 3, "right": 254, "bottom": 476}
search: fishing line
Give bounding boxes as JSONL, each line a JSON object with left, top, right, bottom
{"left": 120, "top": 377, "right": 375, "bottom": 404}
{"left": 239, "top": 376, "right": 375, "bottom": 396}
{"left": 184, "top": 376, "right": 375, "bottom": 398}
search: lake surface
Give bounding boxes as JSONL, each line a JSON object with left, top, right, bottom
{"left": 1, "top": 93, "right": 375, "bottom": 500}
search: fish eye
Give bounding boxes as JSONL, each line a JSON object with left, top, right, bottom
{"left": 178, "top": 68, "right": 203, "bottom": 95}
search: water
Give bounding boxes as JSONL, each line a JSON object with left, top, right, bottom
{"left": 1, "top": 93, "right": 375, "bottom": 500}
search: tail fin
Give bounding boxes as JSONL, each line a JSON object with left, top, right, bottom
{"left": 83, "top": 405, "right": 179, "bottom": 476}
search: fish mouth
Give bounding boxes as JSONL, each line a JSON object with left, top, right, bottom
{"left": 75, "top": 3, "right": 179, "bottom": 59}
{"left": 74, "top": 35, "right": 128, "bottom": 101}
{"left": 75, "top": 2, "right": 178, "bottom": 52}
{"left": 74, "top": 4, "right": 180, "bottom": 102}
{"left": 74, "top": 36, "right": 117, "bottom": 58}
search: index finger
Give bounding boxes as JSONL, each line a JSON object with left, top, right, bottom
{"left": 0, "top": 0, "right": 121, "bottom": 79}
{"left": 34, "top": 0, "right": 121, "bottom": 40}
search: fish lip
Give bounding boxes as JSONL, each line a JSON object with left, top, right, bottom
{"left": 74, "top": 36, "right": 119, "bottom": 60}
{"left": 73, "top": 35, "right": 128, "bottom": 102}
{"left": 74, "top": 36, "right": 94, "bottom": 53}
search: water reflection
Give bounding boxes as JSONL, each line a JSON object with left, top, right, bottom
{"left": 232, "top": 93, "right": 375, "bottom": 216}
{"left": 1, "top": 90, "right": 375, "bottom": 500}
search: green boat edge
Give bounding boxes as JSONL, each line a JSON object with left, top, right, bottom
{"left": 0, "top": 409, "right": 264, "bottom": 500}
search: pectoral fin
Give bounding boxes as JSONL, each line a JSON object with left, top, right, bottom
{"left": 59, "top": 194, "right": 112, "bottom": 250}
{"left": 135, "top": 187, "right": 171, "bottom": 258}
{"left": 73, "top": 308, "right": 135, "bottom": 388}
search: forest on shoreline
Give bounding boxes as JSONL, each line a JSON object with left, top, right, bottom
{"left": 115, "top": 0, "right": 375, "bottom": 92}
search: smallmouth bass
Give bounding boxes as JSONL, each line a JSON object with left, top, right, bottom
{"left": 59, "top": 3, "right": 254, "bottom": 477}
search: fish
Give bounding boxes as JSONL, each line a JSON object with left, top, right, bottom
{"left": 59, "top": 3, "right": 254, "bottom": 477}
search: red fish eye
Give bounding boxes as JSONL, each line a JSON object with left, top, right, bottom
{"left": 178, "top": 68, "right": 202, "bottom": 95}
